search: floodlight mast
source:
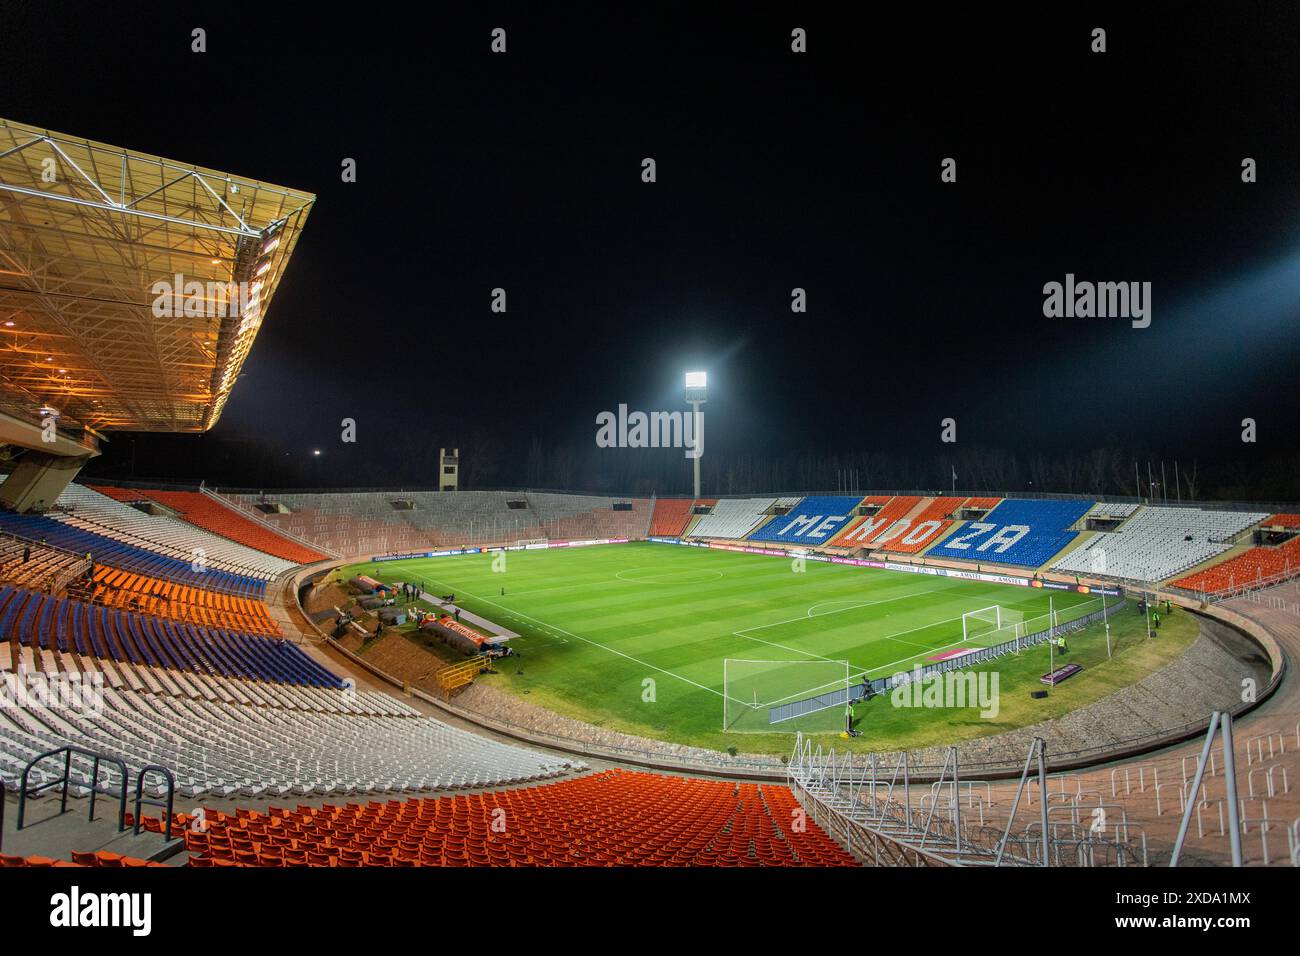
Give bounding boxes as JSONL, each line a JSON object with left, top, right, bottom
{"left": 685, "top": 371, "right": 707, "bottom": 499}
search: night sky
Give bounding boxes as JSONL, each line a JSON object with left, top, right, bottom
{"left": 5, "top": 3, "right": 1300, "bottom": 497}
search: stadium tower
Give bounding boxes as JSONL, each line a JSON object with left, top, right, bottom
{"left": 439, "top": 447, "right": 459, "bottom": 491}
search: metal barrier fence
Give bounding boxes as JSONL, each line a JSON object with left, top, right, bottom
{"left": 768, "top": 597, "right": 1127, "bottom": 724}
{"left": 1179, "top": 567, "right": 1300, "bottom": 604}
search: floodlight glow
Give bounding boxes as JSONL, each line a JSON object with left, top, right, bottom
{"left": 685, "top": 371, "right": 707, "bottom": 389}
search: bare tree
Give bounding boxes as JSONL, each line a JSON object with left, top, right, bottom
{"left": 1184, "top": 459, "right": 1200, "bottom": 501}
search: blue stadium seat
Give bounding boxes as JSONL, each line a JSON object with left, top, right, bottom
{"left": 924, "top": 498, "right": 1094, "bottom": 567}
{"left": 748, "top": 496, "right": 863, "bottom": 545}
{"left": 0, "top": 509, "right": 266, "bottom": 599}
{"left": 1, "top": 583, "right": 341, "bottom": 688}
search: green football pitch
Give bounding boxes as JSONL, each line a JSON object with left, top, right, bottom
{"left": 339, "top": 541, "right": 1186, "bottom": 754}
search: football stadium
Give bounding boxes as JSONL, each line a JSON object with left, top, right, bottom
{"left": 0, "top": 5, "right": 1295, "bottom": 937}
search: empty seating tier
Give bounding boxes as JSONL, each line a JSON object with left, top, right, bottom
{"left": 0, "top": 670, "right": 577, "bottom": 798}
{"left": 222, "top": 490, "right": 650, "bottom": 556}
{"left": 92, "top": 487, "right": 330, "bottom": 564}
{"left": 526, "top": 493, "right": 651, "bottom": 541}
{"left": 0, "top": 584, "right": 336, "bottom": 687}
{"left": 74, "top": 566, "right": 280, "bottom": 637}
{"left": 1172, "top": 536, "right": 1300, "bottom": 595}
{"left": 648, "top": 498, "right": 696, "bottom": 537}
{"left": 927, "top": 498, "right": 1095, "bottom": 567}
{"left": 828, "top": 496, "right": 921, "bottom": 547}
{"left": 1053, "top": 506, "right": 1265, "bottom": 583}
{"left": 749, "top": 496, "right": 863, "bottom": 545}
{"left": 184, "top": 770, "right": 855, "bottom": 867}
{"left": 52, "top": 483, "right": 298, "bottom": 579}
{"left": 872, "top": 496, "right": 966, "bottom": 554}
{"left": 0, "top": 510, "right": 267, "bottom": 598}
{"left": 227, "top": 490, "right": 534, "bottom": 555}
{"left": 686, "top": 498, "right": 777, "bottom": 539}
{"left": 0, "top": 541, "right": 83, "bottom": 591}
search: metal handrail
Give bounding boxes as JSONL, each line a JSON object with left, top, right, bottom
{"left": 132, "top": 766, "right": 176, "bottom": 841}
{"left": 17, "top": 746, "right": 128, "bottom": 833}
{"left": 0, "top": 529, "right": 90, "bottom": 564}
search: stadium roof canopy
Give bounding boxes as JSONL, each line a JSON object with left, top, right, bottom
{"left": 0, "top": 118, "right": 314, "bottom": 434}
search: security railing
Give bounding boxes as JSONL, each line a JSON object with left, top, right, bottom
{"left": 17, "top": 746, "right": 128, "bottom": 833}
{"left": 132, "top": 766, "right": 176, "bottom": 841}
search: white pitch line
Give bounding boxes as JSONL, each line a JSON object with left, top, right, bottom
{"left": 730, "top": 588, "right": 952, "bottom": 662}
{"left": 505, "top": 577, "right": 642, "bottom": 597}
{"left": 738, "top": 600, "right": 1003, "bottom": 675}
{"left": 735, "top": 588, "right": 945, "bottom": 636}
{"left": 415, "top": 575, "right": 725, "bottom": 699}
{"left": 854, "top": 603, "right": 1042, "bottom": 678}
{"left": 855, "top": 634, "right": 977, "bottom": 680}
{"left": 734, "top": 631, "right": 843, "bottom": 664}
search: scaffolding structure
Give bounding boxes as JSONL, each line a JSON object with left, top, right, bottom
{"left": 786, "top": 733, "right": 1152, "bottom": 866}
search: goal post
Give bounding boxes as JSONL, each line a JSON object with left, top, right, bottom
{"left": 961, "top": 605, "right": 1002, "bottom": 643}
{"left": 723, "top": 658, "right": 852, "bottom": 734}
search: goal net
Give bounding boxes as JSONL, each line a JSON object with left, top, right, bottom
{"left": 961, "top": 605, "right": 1003, "bottom": 643}
{"left": 722, "top": 658, "right": 852, "bottom": 734}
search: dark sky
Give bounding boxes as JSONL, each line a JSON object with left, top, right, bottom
{"left": 4, "top": 3, "right": 1300, "bottom": 494}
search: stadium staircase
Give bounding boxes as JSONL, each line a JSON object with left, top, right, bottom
{"left": 434, "top": 655, "right": 487, "bottom": 696}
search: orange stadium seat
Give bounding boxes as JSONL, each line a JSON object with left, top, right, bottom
{"left": 873, "top": 496, "right": 966, "bottom": 554}
{"left": 184, "top": 770, "right": 856, "bottom": 868}
{"left": 1173, "top": 535, "right": 1300, "bottom": 595}
{"left": 1263, "top": 513, "right": 1300, "bottom": 529}
{"left": 648, "top": 498, "right": 697, "bottom": 536}
{"left": 0, "top": 852, "right": 165, "bottom": 867}
{"left": 829, "top": 496, "right": 921, "bottom": 547}
{"left": 91, "top": 487, "right": 328, "bottom": 564}
{"left": 82, "top": 565, "right": 280, "bottom": 636}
